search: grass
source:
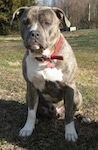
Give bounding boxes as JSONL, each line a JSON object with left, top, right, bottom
{"left": 64, "top": 29, "right": 98, "bottom": 119}
{"left": 0, "top": 29, "right": 98, "bottom": 150}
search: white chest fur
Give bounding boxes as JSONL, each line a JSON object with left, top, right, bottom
{"left": 26, "top": 54, "right": 63, "bottom": 91}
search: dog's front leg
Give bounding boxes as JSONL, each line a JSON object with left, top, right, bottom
{"left": 19, "top": 82, "right": 39, "bottom": 137}
{"left": 64, "top": 85, "right": 78, "bottom": 142}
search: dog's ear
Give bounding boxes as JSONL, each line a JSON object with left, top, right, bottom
{"left": 52, "top": 7, "right": 71, "bottom": 28}
{"left": 10, "top": 7, "right": 28, "bottom": 25}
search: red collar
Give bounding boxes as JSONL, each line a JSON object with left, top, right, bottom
{"left": 35, "top": 35, "right": 64, "bottom": 68}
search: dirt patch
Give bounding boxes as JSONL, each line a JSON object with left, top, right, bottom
{"left": 0, "top": 99, "right": 98, "bottom": 150}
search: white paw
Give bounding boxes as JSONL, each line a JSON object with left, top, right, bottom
{"left": 19, "top": 125, "right": 34, "bottom": 137}
{"left": 65, "top": 121, "right": 78, "bottom": 142}
{"left": 19, "top": 107, "right": 37, "bottom": 137}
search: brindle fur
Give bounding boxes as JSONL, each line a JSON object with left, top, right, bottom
{"left": 11, "top": 6, "right": 82, "bottom": 141}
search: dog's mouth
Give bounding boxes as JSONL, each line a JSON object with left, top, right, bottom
{"left": 29, "top": 42, "right": 42, "bottom": 53}
{"left": 26, "top": 39, "right": 47, "bottom": 54}
{"left": 31, "top": 42, "right": 40, "bottom": 50}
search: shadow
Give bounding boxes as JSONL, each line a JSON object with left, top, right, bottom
{"left": 0, "top": 99, "right": 98, "bottom": 150}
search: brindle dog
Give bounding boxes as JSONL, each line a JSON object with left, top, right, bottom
{"left": 11, "top": 6, "right": 82, "bottom": 142}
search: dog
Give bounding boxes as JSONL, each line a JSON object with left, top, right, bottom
{"left": 11, "top": 6, "right": 82, "bottom": 142}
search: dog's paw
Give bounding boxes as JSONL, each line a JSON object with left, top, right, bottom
{"left": 65, "top": 121, "right": 78, "bottom": 142}
{"left": 19, "top": 125, "right": 34, "bottom": 137}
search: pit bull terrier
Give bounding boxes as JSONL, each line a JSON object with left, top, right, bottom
{"left": 11, "top": 6, "right": 82, "bottom": 142}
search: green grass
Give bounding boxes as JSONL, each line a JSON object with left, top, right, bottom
{"left": 65, "top": 29, "right": 98, "bottom": 115}
{"left": 0, "top": 29, "right": 98, "bottom": 114}
{"left": 0, "top": 29, "right": 98, "bottom": 150}
{"left": 0, "top": 37, "right": 25, "bottom": 102}
{"left": 0, "top": 30, "right": 98, "bottom": 111}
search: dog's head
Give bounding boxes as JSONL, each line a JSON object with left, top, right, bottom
{"left": 11, "top": 6, "right": 70, "bottom": 55}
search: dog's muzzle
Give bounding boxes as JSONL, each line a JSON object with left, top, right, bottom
{"left": 26, "top": 30, "right": 47, "bottom": 53}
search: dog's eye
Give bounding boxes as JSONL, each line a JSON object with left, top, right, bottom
{"left": 44, "top": 21, "right": 51, "bottom": 26}
{"left": 22, "top": 18, "right": 30, "bottom": 25}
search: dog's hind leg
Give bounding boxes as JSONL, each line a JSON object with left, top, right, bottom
{"left": 19, "top": 82, "right": 39, "bottom": 137}
{"left": 74, "top": 88, "right": 83, "bottom": 111}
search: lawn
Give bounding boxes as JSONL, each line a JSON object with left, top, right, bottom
{"left": 0, "top": 29, "right": 98, "bottom": 150}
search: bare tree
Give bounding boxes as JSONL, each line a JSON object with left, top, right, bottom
{"left": 37, "top": 0, "right": 98, "bottom": 29}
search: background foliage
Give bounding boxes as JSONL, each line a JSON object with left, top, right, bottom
{"left": 0, "top": 0, "right": 36, "bottom": 35}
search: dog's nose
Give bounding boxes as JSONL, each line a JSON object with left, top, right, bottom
{"left": 31, "top": 30, "right": 40, "bottom": 39}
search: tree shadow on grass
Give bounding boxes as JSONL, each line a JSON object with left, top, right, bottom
{"left": 0, "top": 99, "right": 98, "bottom": 150}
